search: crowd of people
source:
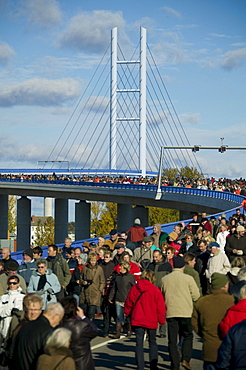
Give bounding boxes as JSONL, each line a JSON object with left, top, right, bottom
{"left": 1, "top": 210, "right": 246, "bottom": 369}
{"left": 1, "top": 173, "right": 246, "bottom": 194}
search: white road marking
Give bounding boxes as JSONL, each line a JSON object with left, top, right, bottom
{"left": 91, "top": 335, "right": 125, "bottom": 350}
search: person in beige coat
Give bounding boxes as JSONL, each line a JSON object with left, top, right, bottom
{"left": 161, "top": 256, "right": 200, "bottom": 370}
{"left": 37, "top": 327, "right": 75, "bottom": 370}
{"left": 80, "top": 252, "right": 105, "bottom": 321}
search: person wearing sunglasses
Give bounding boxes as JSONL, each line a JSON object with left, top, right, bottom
{"left": 0, "top": 275, "right": 24, "bottom": 345}
{"left": 27, "top": 259, "right": 61, "bottom": 309}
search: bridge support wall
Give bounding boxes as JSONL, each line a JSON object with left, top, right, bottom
{"left": 180, "top": 210, "right": 193, "bottom": 221}
{"left": 75, "top": 200, "right": 91, "bottom": 240}
{"left": 117, "top": 204, "right": 133, "bottom": 232}
{"left": 132, "top": 205, "right": 149, "bottom": 228}
{"left": 54, "top": 198, "right": 68, "bottom": 244}
{"left": 17, "top": 196, "right": 31, "bottom": 251}
{"left": 0, "top": 195, "right": 8, "bottom": 239}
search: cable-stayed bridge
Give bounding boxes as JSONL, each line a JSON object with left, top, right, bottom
{"left": 0, "top": 28, "right": 245, "bottom": 254}
{"left": 38, "top": 27, "right": 202, "bottom": 177}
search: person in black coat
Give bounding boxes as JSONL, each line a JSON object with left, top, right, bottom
{"left": 60, "top": 296, "right": 98, "bottom": 370}
{"left": 108, "top": 261, "right": 135, "bottom": 338}
{"left": 11, "top": 302, "right": 64, "bottom": 370}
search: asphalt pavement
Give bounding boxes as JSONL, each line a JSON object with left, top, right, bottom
{"left": 91, "top": 318, "right": 203, "bottom": 370}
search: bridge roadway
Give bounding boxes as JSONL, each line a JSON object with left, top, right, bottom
{"left": 0, "top": 178, "right": 243, "bottom": 214}
{"left": 91, "top": 317, "right": 203, "bottom": 369}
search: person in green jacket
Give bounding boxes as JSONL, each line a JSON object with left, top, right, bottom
{"left": 183, "top": 252, "right": 202, "bottom": 297}
{"left": 47, "top": 245, "right": 71, "bottom": 300}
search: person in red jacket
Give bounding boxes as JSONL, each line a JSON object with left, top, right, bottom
{"left": 127, "top": 219, "right": 148, "bottom": 248}
{"left": 220, "top": 284, "right": 246, "bottom": 338}
{"left": 114, "top": 252, "right": 141, "bottom": 281}
{"left": 124, "top": 270, "right": 166, "bottom": 370}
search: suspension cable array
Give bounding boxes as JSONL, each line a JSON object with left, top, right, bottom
{"left": 44, "top": 28, "right": 202, "bottom": 175}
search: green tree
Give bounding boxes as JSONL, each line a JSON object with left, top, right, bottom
{"left": 34, "top": 217, "right": 54, "bottom": 247}
{"left": 163, "top": 168, "right": 179, "bottom": 180}
{"left": 91, "top": 202, "right": 117, "bottom": 236}
{"left": 179, "top": 166, "right": 202, "bottom": 178}
{"left": 8, "top": 195, "right": 17, "bottom": 234}
{"left": 148, "top": 207, "right": 179, "bottom": 225}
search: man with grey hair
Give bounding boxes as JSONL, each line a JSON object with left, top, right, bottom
{"left": 229, "top": 266, "right": 246, "bottom": 303}
{"left": 12, "top": 302, "right": 64, "bottom": 370}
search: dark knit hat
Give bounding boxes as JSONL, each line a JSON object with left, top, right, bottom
{"left": 173, "top": 256, "right": 185, "bottom": 268}
{"left": 5, "top": 260, "right": 19, "bottom": 271}
{"left": 211, "top": 272, "right": 228, "bottom": 289}
{"left": 23, "top": 248, "right": 33, "bottom": 259}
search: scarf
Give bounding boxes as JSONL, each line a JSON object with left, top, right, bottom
{"left": 37, "top": 274, "right": 47, "bottom": 291}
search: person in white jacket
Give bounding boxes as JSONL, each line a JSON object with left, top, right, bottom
{"left": 206, "top": 242, "right": 231, "bottom": 281}
{"left": 216, "top": 225, "right": 230, "bottom": 253}
{"left": 0, "top": 275, "right": 24, "bottom": 341}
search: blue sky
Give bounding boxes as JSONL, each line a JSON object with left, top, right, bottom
{"left": 1, "top": 0, "right": 246, "bottom": 217}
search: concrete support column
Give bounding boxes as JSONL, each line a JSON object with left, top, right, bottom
{"left": 0, "top": 195, "right": 8, "bottom": 239}
{"left": 54, "top": 198, "right": 68, "bottom": 244}
{"left": 132, "top": 205, "right": 149, "bottom": 227}
{"left": 75, "top": 201, "right": 91, "bottom": 240}
{"left": 117, "top": 204, "right": 133, "bottom": 232}
{"left": 44, "top": 197, "right": 53, "bottom": 217}
{"left": 180, "top": 211, "right": 192, "bottom": 221}
{"left": 17, "top": 196, "right": 31, "bottom": 251}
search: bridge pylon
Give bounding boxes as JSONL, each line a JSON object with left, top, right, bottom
{"left": 110, "top": 27, "right": 147, "bottom": 177}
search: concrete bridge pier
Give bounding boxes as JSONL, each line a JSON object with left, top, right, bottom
{"left": 0, "top": 195, "right": 8, "bottom": 239}
{"left": 180, "top": 210, "right": 192, "bottom": 221}
{"left": 17, "top": 196, "right": 31, "bottom": 251}
{"left": 54, "top": 198, "right": 68, "bottom": 244}
{"left": 132, "top": 205, "right": 149, "bottom": 228}
{"left": 117, "top": 204, "right": 133, "bottom": 232}
{"left": 75, "top": 200, "right": 91, "bottom": 240}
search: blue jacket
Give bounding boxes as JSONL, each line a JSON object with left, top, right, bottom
{"left": 217, "top": 319, "right": 246, "bottom": 369}
{"left": 27, "top": 268, "right": 61, "bottom": 309}
{"left": 17, "top": 260, "right": 37, "bottom": 285}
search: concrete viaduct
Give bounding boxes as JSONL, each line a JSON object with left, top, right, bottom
{"left": 0, "top": 179, "right": 243, "bottom": 250}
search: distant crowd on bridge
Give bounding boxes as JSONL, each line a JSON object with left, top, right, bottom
{"left": 1, "top": 208, "right": 246, "bottom": 369}
{"left": 1, "top": 172, "right": 246, "bottom": 194}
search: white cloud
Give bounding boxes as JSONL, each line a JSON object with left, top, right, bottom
{"left": 84, "top": 96, "right": 110, "bottom": 113}
{"left": 0, "top": 42, "right": 15, "bottom": 65}
{"left": 221, "top": 48, "right": 246, "bottom": 70}
{"left": 24, "top": 0, "right": 62, "bottom": 28}
{"left": 179, "top": 113, "right": 201, "bottom": 125}
{"left": 0, "top": 78, "right": 80, "bottom": 107}
{"left": 153, "top": 40, "right": 187, "bottom": 65}
{"left": 162, "top": 6, "right": 182, "bottom": 18}
{"left": 57, "top": 10, "right": 126, "bottom": 53}
{"left": 209, "top": 33, "right": 229, "bottom": 38}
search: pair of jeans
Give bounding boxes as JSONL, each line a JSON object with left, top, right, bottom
{"left": 115, "top": 304, "right": 125, "bottom": 323}
{"left": 134, "top": 326, "right": 158, "bottom": 370}
{"left": 167, "top": 317, "right": 193, "bottom": 370}
{"left": 80, "top": 303, "right": 97, "bottom": 321}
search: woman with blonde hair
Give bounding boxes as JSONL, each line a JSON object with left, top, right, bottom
{"left": 80, "top": 252, "right": 105, "bottom": 321}
{"left": 108, "top": 261, "right": 135, "bottom": 338}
